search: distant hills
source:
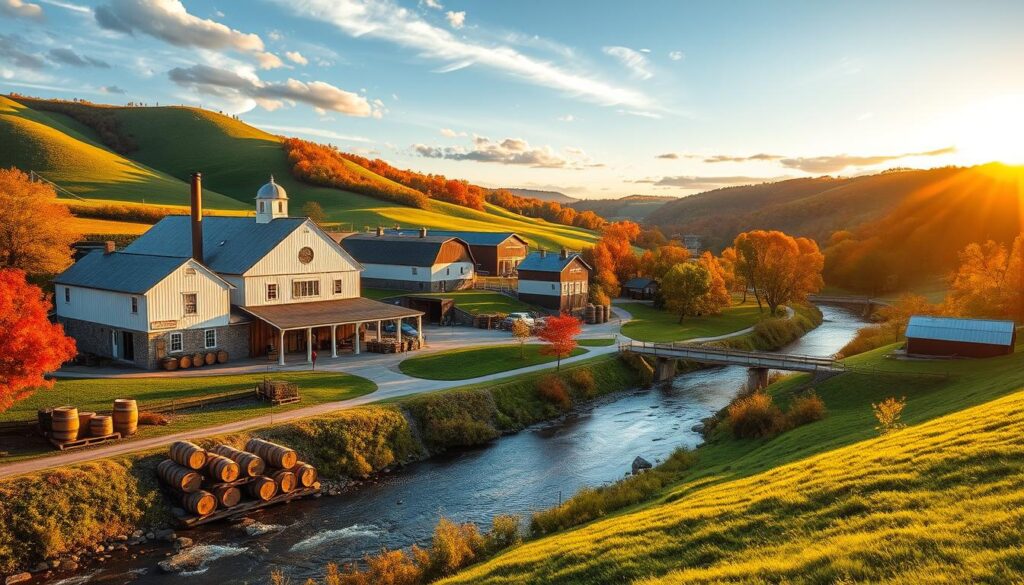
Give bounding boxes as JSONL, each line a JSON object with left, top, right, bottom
{"left": 0, "top": 95, "right": 599, "bottom": 251}
{"left": 571, "top": 194, "right": 676, "bottom": 222}
{"left": 503, "top": 188, "right": 579, "bottom": 204}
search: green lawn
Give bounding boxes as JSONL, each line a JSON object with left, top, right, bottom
{"left": 577, "top": 337, "right": 616, "bottom": 347}
{"left": 444, "top": 339, "right": 1024, "bottom": 585}
{"left": 0, "top": 372, "right": 376, "bottom": 462}
{"left": 362, "top": 289, "right": 535, "bottom": 315}
{"left": 399, "top": 344, "right": 588, "bottom": 380}
{"left": 620, "top": 301, "right": 765, "bottom": 342}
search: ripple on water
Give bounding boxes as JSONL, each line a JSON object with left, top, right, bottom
{"left": 245, "top": 522, "right": 286, "bottom": 537}
{"left": 159, "top": 544, "right": 248, "bottom": 576}
{"left": 288, "top": 524, "right": 383, "bottom": 553}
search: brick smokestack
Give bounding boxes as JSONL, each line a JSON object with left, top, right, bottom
{"left": 190, "top": 172, "right": 204, "bottom": 264}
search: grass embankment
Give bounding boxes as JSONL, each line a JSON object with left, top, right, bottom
{"left": 361, "top": 289, "right": 535, "bottom": 315}
{"left": 399, "top": 345, "right": 588, "bottom": 380}
{"left": 620, "top": 300, "right": 764, "bottom": 342}
{"left": 0, "top": 355, "right": 641, "bottom": 574}
{"left": 441, "top": 338, "right": 1024, "bottom": 584}
{"left": 709, "top": 303, "right": 822, "bottom": 351}
{"left": 577, "top": 337, "right": 616, "bottom": 347}
{"left": 0, "top": 372, "right": 377, "bottom": 462}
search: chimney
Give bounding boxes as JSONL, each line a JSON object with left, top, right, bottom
{"left": 190, "top": 172, "right": 204, "bottom": 264}
{"left": 104, "top": 240, "right": 116, "bottom": 254}
{"left": 560, "top": 248, "right": 568, "bottom": 260}
{"left": 539, "top": 249, "right": 547, "bottom": 258}
{"left": 376, "top": 226, "right": 385, "bottom": 237}
{"left": 419, "top": 227, "right": 427, "bottom": 238}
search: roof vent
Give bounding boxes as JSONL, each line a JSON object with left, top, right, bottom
{"left": 560, "top": 248, "right": 568, "bottom": 260}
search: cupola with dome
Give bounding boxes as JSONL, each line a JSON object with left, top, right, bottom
{"left": 255, "top": 175, "right": 288, "bottom": 223}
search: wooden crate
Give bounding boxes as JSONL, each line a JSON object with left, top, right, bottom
{"left": 256, "top": 380, "right": 300, "bottom": 405}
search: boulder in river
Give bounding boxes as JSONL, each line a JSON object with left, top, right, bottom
{"left": 631, "top": 456, "right": 653, "bottom": 474}
{"left": 5, "top": 573, "right": 31, "bottom": 585}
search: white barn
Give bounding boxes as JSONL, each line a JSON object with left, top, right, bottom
{"left": 339, "top": 228, "right": 476, "bottom": 292}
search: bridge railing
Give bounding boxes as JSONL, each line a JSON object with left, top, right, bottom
{"left": 618, "top": 340, "right": 845, "bottom": 372}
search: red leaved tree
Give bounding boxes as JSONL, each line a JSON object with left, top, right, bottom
{"left": 0, "top": 269, "right": 77, "bottom": 412}
{"left": 537, "top": 314, "right": 582, "bottom": 370}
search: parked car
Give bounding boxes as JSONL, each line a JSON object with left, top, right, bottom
{"left": 502, "top": 312, "right": 537, "bottom": 330}
{"left": 382, "top": 322, "right": 420, "bottom": 338}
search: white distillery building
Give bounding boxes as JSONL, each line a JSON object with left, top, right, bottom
{"left": 339, "top": 228, "right": 476, "bottom": 292}
{"left": 54, "top": 174, "right": 423, "bottom": 369}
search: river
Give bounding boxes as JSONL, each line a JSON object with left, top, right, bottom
{"left": 60, "top": 304, "right": 865, "bottom": 585}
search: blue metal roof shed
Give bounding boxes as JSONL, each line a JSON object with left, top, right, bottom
{"left": 905, "top": 316, "right": 1017, "bottom": 358}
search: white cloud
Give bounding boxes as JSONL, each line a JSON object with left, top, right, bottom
{"left": 440, "top": 127, "right": 466, "bottom": 137}
{"left": 268, "top": 29, "right": 283, "bottom": 41}
{"left": 278, "top": 0, "right": 653, "bottom": 109}
{"left": 445, "top": 10, "right": 465, "bottom": 29}
{"left": 1, "top": 0, "right": 43, "bottom": 20}
{"left": 557, "top": 114, "right": 574, "bottom": 122}
{"left": 617, "top": 108, "right": 661, "bottom": 119}
{"left": 285, "top": 51, "right": 308, "bottom": 65}
{"left": 668, "top": 50, "right": 684, "bottom": 61}
{"left": 258, "top": 123, "right": 371, "bottom": 143}
{"left": 422, "top": 0, "right": 442, "bottom": 9}
{"left": 413, "top": 135, "right": 591, "bottom": 169}
{"left": 256, "top": 51, "right": 284, "bottom": 69}
{"left": 602, "top": 45, "right": 653, "bottom": 80}
{"left": 637, "top": 175, "right": 780, "bottom": 190}
{"left": 40, "top": 0, "right": 88, "bottom": 13}
{"left": 168, "top": 63, "right": 381, "bottom": 117}
{"left": 779, "top": 147, "right": 955, "bottom": 173}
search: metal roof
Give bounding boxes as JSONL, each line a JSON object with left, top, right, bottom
{"left": 238, "top": 297, "right": 423, "bottom": 330}
{"left": 123, "top": 216, "right": 307, "bottom": 275}
{"left": 340, "top": 233, "right": 473, "bottom": 267}
{"left": 54, "top": 252, "right": 192, "bottom": 294}
{"left": 623, "top": 277, "right": 657, "bottom": 289}
{"left": 905, "top": 316, "right": 1016, "bottom": 347}
{"left": 385, "top": 229, "right": 526, "bottom": 246}
{"left": 517, "top": 251, "right": 591, "bottom": 273}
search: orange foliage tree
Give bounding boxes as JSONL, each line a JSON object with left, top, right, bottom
{"left": 697, "top": 251, "right": 732, "bottom": 314}
{"left": 638, "top": 243, "right": 691, "bottom": 281}
{"left": 582, "top": 221, "right": 641, "bottom": 297}
{"left": 946, "top": 234, "right": 1024, "bottom": 321}
{"left": 734, "top": 230, "right": 824, "bottom": 314}
{"left": 0, "top": 167, "right": 78, "bottom": 274}
{"left": 537, "top": 314, "right": 582, "bottom": 370}
{"left": 0, "top": 269, "right": 77, "bottom": 412}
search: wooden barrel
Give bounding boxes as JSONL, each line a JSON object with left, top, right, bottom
{"left": 204, "top": 352, "right": 216, "bottom": 366}
{"left": 37, "top": 408, "right": 53, "bottom": 433}
{"left": 211, "top": 484, "right": 241, "bottom": 508}
{"left": 216, "top": 350, "right": 228, "bottom": 364}
{"left": 169, "top": 440, "right": 207, "bottom": 470}
{"left": 246, "top": 476, "right": 278, "bottom": 501}
{"left": 245, "top": 439, "right": 297, "bottom": 469}
{"left": 210, "top": 444, "right": 265, "bottom": 477}
{"left": 192, "top": 352, "right": 205, "bottom": 367}
{"left": 270, "top": 469, "right": 296, "bottom": 494}
{"left": 77, "top": 411, "right": 96, "bottom": 432}
{"left": 112, "top": 399, "right": 138, "bottom": 436}
{"left": 292, "top": 461, "right": 317, "bottom": 488}
{"left": 604, "top": 304, "right": 612, "bottom": 323}
{"left": 51, "top": 406, "right": 79, "bottom": 443}
{"left": 157, "top": 459, "right": 202, "bottom": 493}
{"left": 182, "top": 490, "right": 216, "bottom": 516}
{"left": 162, "top": 357, "right": 179, "bottom": 371}
{"left": 205, "top": 453, "right": 240, "bottom": 483}
{"left": 89, "top": 415, "right": 113, "bottom": 437}
{"left": 584, "top": 304, "right": 596, "bottom": 324}
{"left": 178, "top": 354, "right": 192, "bottom": 369}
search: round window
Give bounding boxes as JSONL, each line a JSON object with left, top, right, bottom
{"left": 298, "top": 247, "right": 314, "bottom": 264}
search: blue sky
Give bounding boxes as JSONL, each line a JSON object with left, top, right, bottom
{"left": 2, "top": 0, "right": 1024, "bottom": 198}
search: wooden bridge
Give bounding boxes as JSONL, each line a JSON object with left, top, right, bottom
{"left": 807, "top": 294, "right": 891, "bottom": 317}
{"left": 619, "top": 341, "right": 846, "bottom": 387}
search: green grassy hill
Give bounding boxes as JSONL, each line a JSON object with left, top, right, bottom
{"left": 571, "top": 194, "right": 676, "bottom": 222}
{"left": 443, "top": 339, "right": 1024, "bottom": 584}
{"left": 1, "top": 96, "right": 598, "bottom": 250}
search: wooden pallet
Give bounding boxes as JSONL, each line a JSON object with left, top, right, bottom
{"left": 175, "top": 483, "right": 321, "bottom": 528}
{"left": 46, "top": 431, "right": 121, "bottom": 451}
{"left": 267, "top": 396, "right": 300, "bottom": 406}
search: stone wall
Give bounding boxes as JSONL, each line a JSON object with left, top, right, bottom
{"left": 147, "top": 323, "right": 251, "bottom": 369}
{"left": 58, "top": 317, "right": 150, "bottom": 369}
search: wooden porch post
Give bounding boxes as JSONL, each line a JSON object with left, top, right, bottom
{"left": 395, "top": 318, "right": 402, "bottom": 345}
{"left": 377, "top": 320, "right": 382, "bottom": 341}
{"left": 417, "top": 315, "right": 423, "bottom": 347}
{"left": 354, "top": 322, "right": 361, "bottom": 355}
{"left": 330, "top": 324, "right": 337, "bottom": 358}
{"left": 306, "top": 327, "right": 313, "bottom": 363}
{"left": 278, "top": 328, "right": 286, "bottom": 366}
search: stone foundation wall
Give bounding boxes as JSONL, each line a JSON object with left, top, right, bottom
{"left": 147, "top": 323, "right": 251, "bottom": 369}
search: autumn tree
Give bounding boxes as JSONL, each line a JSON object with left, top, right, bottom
{"left": 301, "top": 201, "right": 328, "bottom": 227}
{"left": 946, "top": 235, "right": 1023, "bottom": 321}
{"left": 0, "top": 269, "right": 77, "bottom": 412}
{"left": 0, "top": 168, "right": 79, "bottom": 274}
{"left": 511, "top": 319, "right": 531, "bottom": 359}
{"left": 734, "top": 230, "right": 825, "bottom": 314}
{"left": 635, "top": 227, "right": 668, "bottom": 250}
{"left": 537, "top": 314, "right": 582, "bottom": 370}
{"left": 697, "top": 252, "right": 732, "bottom": 315}
{"left": 638, "top": 243, "right": 691, "bottom": 281}
{"left": 719, "top": 246, "right": 746, "bottom": 300}
{"left": 660, "top": 263, "right": 711, "bottom": 323}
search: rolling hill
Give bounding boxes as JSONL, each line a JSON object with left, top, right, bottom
{"left": 504, "top": 188, "right": 579, "bottom": 204}
{"left": 1, "top": 96, "right": 599, "bottom": 251}
{"left": 571, "top": 194, "right": 676, "bottom": 222}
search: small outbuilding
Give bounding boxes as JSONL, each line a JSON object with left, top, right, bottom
{"left": 904, "top": 316, "right": 1017, "bottom": 358}
{"left": 622, "top": 277, "right": 658, "bottom": 300}
{"left": 517, "top": 249, "right": 591, "bottom": 313}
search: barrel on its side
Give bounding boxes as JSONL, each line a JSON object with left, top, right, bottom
{"left": 205, "top": 453, "right": 240, "bottom": 483}
{"left": 89, "top": 415, "right": 114, "bottom": 437}
{"left": 204, "top": 352, "right": 216, "bottom": 366}
{"left": 192, "top": 352, "right": 206, "bottom": 368}
{"left": 51, "top": 406, "right": 79, "bottom": 443}
{"left": 210, "top": 444, "right": 265, "bottom": 477}
{"left": 162, "top": 357, "right": 179, "bottom": 371}
{"left": 112, "top": 398, "right": 138, "bottom": 436}
{"left": 245, "top": 439, "right": 297, "bottom": 469}
{"left": 210, "top": 485, "right": 241, "bottom": 508}
{"left": 182, "top": 491, "right": 216, "bottom": 516}
{"left": 216, "top": 350, "right": 228, "bottom": 364}
{"left": 169, "top": 441, "right": 207, "bottom": 470}
{"left": 178, "top": 354, "right": 192, "bottom": 369}
{"left": 291, "top": 461, "right": 317, "bottom": 488}
{"left": 270, "top": 469, "right": 296, "bottom": 494}
{"left": 246, "top": 476, "right": 278, "bottom": 501}
{"left": 157, "top": 459, "right": 202, "bottom": 493}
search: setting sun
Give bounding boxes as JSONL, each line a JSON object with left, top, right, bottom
{"left": 952, "top": 94, "right": 1024, "bottom": 166}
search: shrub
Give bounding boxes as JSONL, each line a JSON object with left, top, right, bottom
{"left": 837, "top": 324, "right": 901, "bottom": 358}
{"left": 138, "top": 411, "right": 168, "bottom": 426}
{"left": 568, "top": 369, "right": 596, "bottom": 398}
{"left": 536, "top": 375, "right": 571, "bottom": 410}
{"left": 727, "top": 392, "right": 785, "bottom": 439}
{"left": 485, "top": 514, "right": 521, "bottom": 554}
{"left": 428, "top": 518, "right": 486, "bottom": 578}
{"left": 786, "top": 392, "right": 827, "bottom": 427}
{"left": 335, "top": 549, "right": 429, "bottom": 585}
{"left": 873, "top": 396, "right": 907, "bottom": 435}
{"left": 404, "top": 390, "right": 500, "bottom": 452}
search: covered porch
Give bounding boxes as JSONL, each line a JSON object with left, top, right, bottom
{"left": 239, "top": 297, "right": 425, "bottom": 366}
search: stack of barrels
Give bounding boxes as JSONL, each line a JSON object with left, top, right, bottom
{"left": 156, "top": 439, "right": 318, "bottom": 518}
{"left": 43, "top": 398, "right": 138, "bottom": 445}
{"left": 584, "top": 304, "right": 597, "bottom": 324}
{"left": 174, "top": 350, "right": 230, "bottom": 370}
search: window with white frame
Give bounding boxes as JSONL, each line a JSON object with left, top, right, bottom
{"left": 130, "top": 297, "right": 138, "bottom": 313}
{"left": 446, "top": 267, "right": 450, "bottom": 276}
{"left": 334, "top": 279, "right": 343, "bottom": 294}
{"left": 267, "top": 283, "right": 278, "bottom": 300}
{"left": 64, "top": 287, "right": 70, "bottom": 303}
{"left": 169, "top": 332, "right": 183, "bottom": 352}
{"left": 293, "top": 280, "right": 320, "bottom": 298}
{"left": 204, "top": 329, "right": 217, "bottom": 349}
{"left": 183, "top": 293, "right": 197, "bottom": 314}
